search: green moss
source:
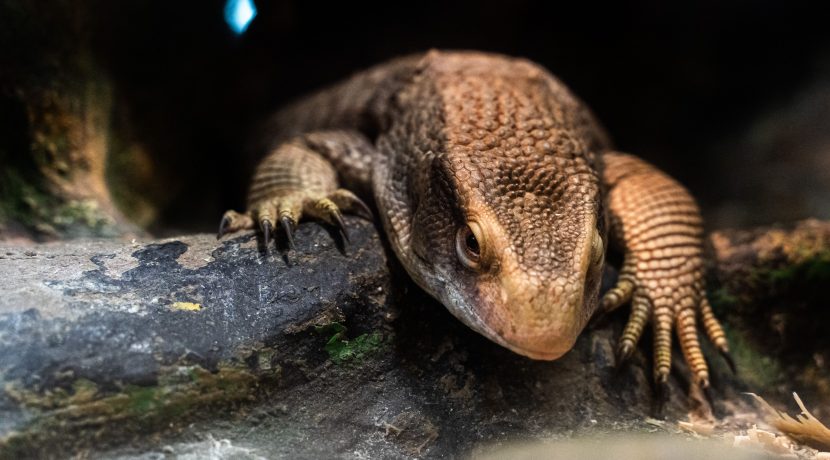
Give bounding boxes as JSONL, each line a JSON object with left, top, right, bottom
{"left": 57, "top": 199, "right": 116, "bottom": 232}
{"left": 0, "top": 167, "right": 49, "bottom": 226}
{"left": 326, "top": 332, "right": 384, "bottom": 364}
{"left": 315, "top": 322, "right": 385, "bottom": 364}
{"left": 805, "top": 255, "right": 830, "bottom": 281}
{"left": 708, "top": 287, "right": 739, "bottom": 313}
{"left": 125, "top": 385, "right": 158, "bottom": 414}
{"left": 0, "top": 166, "right": 117, "bottom": 237}
{"left": 723, "top": 325, "right": 782, "bottom": 389}
{"left": 767, "top": 252, "right": 830, "bottom": 284}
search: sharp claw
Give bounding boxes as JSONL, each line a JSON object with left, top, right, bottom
{"left": 261, "top": 219, "right": 273, "bottom": 250}
{"left": 217, "top": 215, "right": 231, "bottom": 240}
{"left": 653, "top": 379, "right": 669, "bottom": 418}
{"left": 352, "top": 196, "right": 373, "bottom": 220}
{"left": 616, "top": 342, "right": 634, "bottom": 368}
{"left": 332, "top": 211, "right": 350, "bottom": 243}
{"left": 280, "top": 216, "right": 296, "bottom": 250}
{"left": 330, "top": 189, "right": 374, "bottom": 221}
{"left": 719, "top": 349, "right": 737, "bottom": 375}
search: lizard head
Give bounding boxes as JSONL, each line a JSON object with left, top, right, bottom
{"left": 381, "top": 53, "right": 609, "bottom": 360}
{"left": 406, "top": 149, "right": 606, "bottom": 361}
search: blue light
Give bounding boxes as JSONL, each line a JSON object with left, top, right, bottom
{"left": 224, "top": 0, "right": 257, "bottom": 35}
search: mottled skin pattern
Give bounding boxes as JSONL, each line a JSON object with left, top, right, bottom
{"left": 219, "top": 51, "right": 730, "bottom": 389}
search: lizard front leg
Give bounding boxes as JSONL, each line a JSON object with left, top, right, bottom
{"left": 600, "top": 152, "right": 730, "bottom": 388}
{"left": 218, "top": 130, "right": 375, "bottom": 249}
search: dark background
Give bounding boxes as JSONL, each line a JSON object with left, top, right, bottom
{"left": 90, "top": 0, "right": 830, "bottom": 233}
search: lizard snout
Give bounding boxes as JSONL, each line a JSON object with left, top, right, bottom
{"left": 479, "top": 275, "right": 589, "bottom": 361}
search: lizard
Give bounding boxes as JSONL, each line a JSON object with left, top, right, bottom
{"left": 217, "top": 50, "right": 731, "bottom": 389}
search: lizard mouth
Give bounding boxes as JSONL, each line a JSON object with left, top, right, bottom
{"left": 495, "top": 330, "right": 576, "bottom": 361}
{"left": 464, "top": 308, "right": 576, "bottom": 361}
{"left": 500, "top": 342, "right": 567, "bottom": 361}
{"left": 417, "top": 267, "right": 585, "bottom": 362}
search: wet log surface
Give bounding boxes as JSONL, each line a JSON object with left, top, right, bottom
{"left": 1, "top": 218, "right": 828, "bottom": 458}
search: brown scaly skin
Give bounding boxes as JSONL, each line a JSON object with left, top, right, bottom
{"left": 219, "top": 50, "right": 730, "bottom": 389}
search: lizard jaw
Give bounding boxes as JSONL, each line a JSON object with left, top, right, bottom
{"left": 496, "top": 336, "right": 571, "bottom": 361}
{"left": 506, "top": 347, "right": 566, "bottom": 361}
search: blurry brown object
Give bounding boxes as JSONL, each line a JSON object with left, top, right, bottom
{"left": 0, "top": 0, "right": 137, "bottom": 239}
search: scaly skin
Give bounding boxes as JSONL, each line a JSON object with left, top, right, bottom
{"left": 219, "top": 50, "right": 730, "bottom": 389}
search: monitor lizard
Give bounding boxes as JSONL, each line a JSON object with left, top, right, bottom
{"left": 218, "top": 50, "right": 731, "bottom": 390}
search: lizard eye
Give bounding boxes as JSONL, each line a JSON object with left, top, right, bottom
{"left": 456, "top": 223, "right": 482, "bottom": 269}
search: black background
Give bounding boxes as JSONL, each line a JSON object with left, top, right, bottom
{"left": 89, "top": 0, "right": 830, "bottom": 232}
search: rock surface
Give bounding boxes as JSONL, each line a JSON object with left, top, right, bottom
{"left": 5, "top": 218, "right": 828, "bottom": 458}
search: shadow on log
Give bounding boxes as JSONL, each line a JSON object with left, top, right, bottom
{"left": 0, "top": 218, "right": 828, "bottom": 458}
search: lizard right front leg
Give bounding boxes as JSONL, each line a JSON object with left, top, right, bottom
{"left": 218, "top": 131, "right": 375, "bottom": 250}
{"left": 599, "top": 152, "right": 731, "bottom": 389}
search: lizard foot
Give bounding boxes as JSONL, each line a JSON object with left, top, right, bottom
{"left": 218, "top": 136, "right": 374, "bottom": 251}
{"left": 601, "top": 256, "right": 732, "bottom": 388}
{"left": 218, "top": 188, "right": 371, "bottom": 251}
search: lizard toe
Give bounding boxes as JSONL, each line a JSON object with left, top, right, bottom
{"left": 252, "top": 200, "right": 279, "bottom": 250}
{"left": 246, "top": 187, "right": 369, "bottom": 252}
{"left": 217, "top": 210, "right": 253, "bottom": 240}
{"left": 652, "top": 297, "right": 674, "bottom": 385}
{"left": 279, "top": 215, "right": 297, "bottom": 250}
{"left": 601, "top": 261, "right": 636, "bottom": 313}
{"left": 699, "top": 296, "right": 735, "bottom": 372}
{"left": 677, "top": 297, "right": 710, "bottom": 388}
{"left": 249, "top": 195, "right": 304, "bottom": 252}
{"left": 305, "top": 197, "right": 350, "bottom": 243}
{"left": 616, "top": 291, "right": 651, "bottom": 365}
{"left": 329, "top": 189, "right": 373, "bottom": 220}
{"left": 260, "top": 218, "right": 274, "bottom": 250}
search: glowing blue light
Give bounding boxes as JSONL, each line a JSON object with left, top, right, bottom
{"left": 224, "top": 0, "right": 257, "bottom": 35}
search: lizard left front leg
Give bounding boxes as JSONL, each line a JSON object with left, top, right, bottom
{"left": 217, "top": 130, "right": 375, "bottom": 249}
{"left": 599, "top": 152, "right": 730, "bottom": 388}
